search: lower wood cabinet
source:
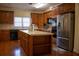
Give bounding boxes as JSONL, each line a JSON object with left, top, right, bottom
{"left": 33, "top": 44, "right": 51, "bottom": 55}
{"left": 18, "top": 31, "right": 29, "bottom": 55}
{"left": 0, "top": 30, "right": 19, "bottom": 41}
{"left": 33, "top": 36, "right": 51, "bottom": 55}
{"left": 0, "top": 30, "right": 2, "bottom": 41}
{"left": 19, "top": 31, "right": 52, "bottom": 56}
{"left": 0, "top": 30, "right": 10, "bottom": 41}
{"left": 33, "top": 36, "right": 51, "bottom": 45}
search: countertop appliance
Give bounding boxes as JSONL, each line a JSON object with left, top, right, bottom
{"left": 57, "top": 13, "right": 75, "bottom": 51}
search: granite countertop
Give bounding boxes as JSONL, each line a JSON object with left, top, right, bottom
{"left": 20, "top": 30, "right": 53, "bottom": 36}
{"left": 0, "top": 24, "right": 28, "bottom": 30}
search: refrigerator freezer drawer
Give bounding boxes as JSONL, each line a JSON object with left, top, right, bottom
{"left": 57, "top": 37, "right": 73, "bottom": 51}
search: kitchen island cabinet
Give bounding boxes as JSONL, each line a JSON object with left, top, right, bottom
{"left": 18, "top": 30, "right": 53, "bottom": 56}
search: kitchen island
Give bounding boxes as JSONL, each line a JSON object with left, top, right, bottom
{"left": 18, "top": 30, "right": 53, "bottom": 56}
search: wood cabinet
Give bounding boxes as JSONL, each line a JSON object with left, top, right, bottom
{"left": 43, "top": 3, "right": 75, "bottom": 24}
{"left": 33, "top": 44, "right": 50, "bottom": 55}
{"left": 31, "top": 13, "right": 44, "bottom": 28}
{"left": 0, "top": 10, "right": 14, "bottom": 24}
{"left": 0, "top": 30, "right": 2, "bottom": 41}
{"left": 19, "top": 30, "right": 52, "bottom": 56}
{"left": 31, "top": 13, "right": 38, "bottom": 25}
{"left": 18, "top": 31, "right": 29, "bottom": 55}
{"left": 52, "top": 7, "right": 59, "bottom": 17}
{"left": 38, "top": 14, "right": 44, "bottom": 28}
{"left": 43, "top": 13, "right": 48, "bottom": 24}
{"left": 31, "top": 3, "right": 75, "bottom": 28}
{"left": 58, "top": 3, "right": 75, "bottom": 14}
{"left": 33, "top": 36, "right": 51, "bottom": 55}
{"left": 0, "top": 30, "right": 10, "bottom": 41}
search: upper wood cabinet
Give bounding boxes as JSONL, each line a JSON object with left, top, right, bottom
{"left": 37, "top": 14, "right": 44, "bottom": 28}
{"left": 31, "top": 3, "right": 75, "bottom": 28}
{"left": 31, "top": 13, "right": 38, "bottom": 25}
{"left": 43, "top": 13, "right": 48, "bottom": 24}
{"left": 43, "top": 3, "right": 75, "bottom": 24}
{"left": 31, "top": 13, "right": 44, "bottom": 28}
{"left": 58, "top": 3, "right": 75, "bottom": 14}
{"left": 52, "top": 7, "right": 59, "bottom": 17}
{"left": 0, "top": 10, "right": 14, "bottom": 24}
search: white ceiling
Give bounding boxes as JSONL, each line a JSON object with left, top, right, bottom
{"left": 0, "top": 3, "right": 60, "bottom": 12}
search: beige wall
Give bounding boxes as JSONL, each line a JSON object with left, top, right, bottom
{"left": 0, "top": 7, "right": 31, "bottom": 17}
{"left": 14, "top": 10, "right": 31, "bottom": 17}
{"left": 74, "top": 3, "right": 79, "bottom": 53}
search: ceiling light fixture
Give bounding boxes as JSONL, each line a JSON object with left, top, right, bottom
{"left": 33, "top": 3, "right": 47, "bottom": 8}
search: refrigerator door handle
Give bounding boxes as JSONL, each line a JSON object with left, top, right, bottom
{"left": 57, "top": 37, "right": 69, "bottom": 40}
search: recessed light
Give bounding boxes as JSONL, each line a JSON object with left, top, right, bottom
{"left": 33, "top": 3, "right": 47, "bottom": 8}
{"left": 49, "top": 6, "right": 53, "bottom": 10}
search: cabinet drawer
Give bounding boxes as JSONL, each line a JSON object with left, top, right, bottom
{"left": 33, "top": 36, "right": 51, "bottom": 45}
{"left": 33, "top": 44, "right": 51, "bottom": 55}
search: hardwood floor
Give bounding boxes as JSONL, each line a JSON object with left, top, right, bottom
{"left": 50, "top": 44, "right": 79, "bottom": 56}
{"left": 0, "top": 40, "right": 79, "bottom": 56}
{"left": 0, "top": 40, "right": 25, "bottom": 56}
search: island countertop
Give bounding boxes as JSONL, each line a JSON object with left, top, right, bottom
{"left": 20, "top": 30, "right": 53, "bottom": 36}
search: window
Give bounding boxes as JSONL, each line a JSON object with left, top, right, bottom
{"left": 14, "top": 17, "right": 31, "bottom": 27}
{"left": 23, "top": 17, "right": 31, "bottom": 27}
{"left": 14, "top": 17, "right": 22, "bottom": 27}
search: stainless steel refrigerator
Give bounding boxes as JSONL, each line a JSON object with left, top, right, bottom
{"left": 57, "top": 13, "right": 75, "bottom": 51}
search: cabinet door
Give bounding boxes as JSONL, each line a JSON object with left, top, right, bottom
{"left": 0, "top": 12, "right": 5, "bottom": 24}
{"left": 23, "top": 33, "right": 29, "bottom": 55}
{"left": 5, "top": 12, "right": 14, "bottom": 24}
{"left": 0, "top": 30, "right": 2, "bottom": 41}
{"left": 31, "top": 13, "right": 44, "bottom": 28}
{"left": 18, "top": 31, "right": 23, "bottom": 40}
{"left": 31, "top": 13, "right": 38, "bottom": 25}
{"left": 0, "top": 11, "right": 14, "bottom": 24}
{"left": 33, "top": 45, "right": 50, "bottom": 55}
{"left": 38, "top": 14, "right": 44, "bottom": 28}
{"left": 43, "top": 13, "right": 48, "bottom": 24}
{"left": 0, "top": 30, "right": 10, "bottom": 41}
{"left": 58, "top": 3, "right": 75, "bottom": 14}
{"left": 18, "top": 31, "right": 23, "bottom": 47}
{"left": 33, "top": 36, "right": 51, "bottom": 45}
